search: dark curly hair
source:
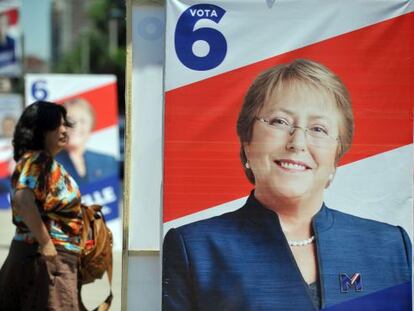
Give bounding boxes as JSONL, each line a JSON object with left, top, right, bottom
{"left": 13, "top": 101, "right": 72, "bottom": 161}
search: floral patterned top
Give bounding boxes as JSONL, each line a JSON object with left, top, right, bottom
{"left": 11, "top": 151, "right": 82, "bottom": 253}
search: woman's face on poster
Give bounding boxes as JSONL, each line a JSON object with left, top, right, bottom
{"left": 244, "top": 82, "right": 340, "bottom": 201}
{"left": 66, "top": 104, "right": 94, "bottom": 148}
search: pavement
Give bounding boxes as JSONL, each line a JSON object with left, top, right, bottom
{"left": 0, "top": 208, "right": 122, "bottom": 310}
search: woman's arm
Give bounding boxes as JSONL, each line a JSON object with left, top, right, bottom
{"left": 13, "top": 188, "right": 57, "bottom": 260}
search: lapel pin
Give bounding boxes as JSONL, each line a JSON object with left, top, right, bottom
{"left": 339, "top": 272, "right": 363, "bottom": 292}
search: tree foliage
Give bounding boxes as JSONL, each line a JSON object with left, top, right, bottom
{"left": 53, "top": 0, "right": 126, "bottom": 112}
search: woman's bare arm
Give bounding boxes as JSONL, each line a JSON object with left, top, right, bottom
{"left": 13, "top": 188, "right": 57, "bottom": 260}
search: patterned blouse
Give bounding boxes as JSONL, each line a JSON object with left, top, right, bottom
{"left": 11, "top": 151, "right": 82, "bottom": 253}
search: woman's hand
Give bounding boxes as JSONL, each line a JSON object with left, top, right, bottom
{"left": 38, "top": 239, "right": 58, "bottom": 261}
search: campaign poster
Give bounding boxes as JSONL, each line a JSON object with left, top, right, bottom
{"left": 25, "top": 74, "right": 122, "bottom": 248}
{"left": 162, "top": 1, "right": 413, "bottom": 310}
{"left": 0, "top": 93, "right": 21, "bottom": 208}
{"left": 0, "top": 0, "right": 21, "bottom": 77}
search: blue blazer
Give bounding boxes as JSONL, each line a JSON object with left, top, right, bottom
{"left": 162, "top": 193, "right": 411, "bottom": 310}
{"left": 56, "top": 150, "right": 118, "bottom": 186}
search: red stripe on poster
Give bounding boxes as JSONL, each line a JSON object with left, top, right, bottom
{"left": 164, "top": 12, "right": 414, "bottom": 222}
{"left": 1, "top": 8, "right": 18, "bottom": 26}
{"left": 0, "top": 160, "right": 9, "bottom": 178}
{"left": 56, "top": 82, "right": 118, "bottom": 131}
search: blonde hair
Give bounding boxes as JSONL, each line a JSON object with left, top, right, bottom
{"left": 237, "top": 59, "right": 354, "bottom": 184}
{"left": 63, "top": 97, "right": 96, "bottom": 130}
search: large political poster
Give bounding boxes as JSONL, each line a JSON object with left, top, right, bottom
{"left": 0, "top": 0, "right": 21, "bottom": 77}
{"left": 162, "top": 1, "right": 413, "bottom": 310}
{"left": 25, "top": 74, "right": 122, "bottom": 248}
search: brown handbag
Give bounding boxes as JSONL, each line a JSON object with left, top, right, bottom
{"left": 79, "top": 204, "right": 113, "bottom": 311}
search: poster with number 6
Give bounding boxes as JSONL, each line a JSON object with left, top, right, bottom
{"left": 25, "top": 74, "right": 122, "bottom": 248}
{"left": 0, "top": 0, "right": 22, "bottom": 77}
{"left": 162, "top": 1, "right": 413, "bottom": 310}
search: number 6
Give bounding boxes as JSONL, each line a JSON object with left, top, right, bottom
{"left": 175, "top": 4, "right": 227, "bottom": 71}
{"left": 31, "top": 80, "right": 48, "bottom": 101}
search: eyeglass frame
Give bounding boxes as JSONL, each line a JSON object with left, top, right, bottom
{"left": 254, "top": 116, "right": 339, "bottom": 145}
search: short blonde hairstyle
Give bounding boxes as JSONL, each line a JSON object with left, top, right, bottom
{"left": 63, "top": 97, "right": 96, "bottom": 130}
{"left": 237, "top": 59, "right": 354, "bottom": 184}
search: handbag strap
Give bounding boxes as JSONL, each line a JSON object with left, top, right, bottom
{"left": 79, "top": 262, "right": 113, "bottom": 311}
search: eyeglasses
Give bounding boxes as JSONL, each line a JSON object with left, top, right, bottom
{"left": 255, "top": 116, "right": 338, "bottom": 146}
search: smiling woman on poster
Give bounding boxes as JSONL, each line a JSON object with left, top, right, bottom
{"left": 55, "top": 98, "right": 118, "bottom": 186}
{"left": 162, "top": 59, "right": 412, "bottom": 310}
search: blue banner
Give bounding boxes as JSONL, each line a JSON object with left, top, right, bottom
{"left": 323, "top": 282, "right": 412, "bottom": 311}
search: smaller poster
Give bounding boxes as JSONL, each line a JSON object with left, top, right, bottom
{"left": 0, "top": 1, "right": 21, "bottom": 77}
{"left": 25, "top": 74, "right": 122, "bottom": 248}
{"left": 0, "top": 93, "right": 22, "bottom": 209}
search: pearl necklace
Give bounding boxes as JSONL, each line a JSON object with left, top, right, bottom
{"left": 287, "top": 235, "right": 315, "bottom": 247}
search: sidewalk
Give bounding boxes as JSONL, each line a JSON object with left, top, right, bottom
{"left": 0, "top": 209, "right": 122, "bottom": 310}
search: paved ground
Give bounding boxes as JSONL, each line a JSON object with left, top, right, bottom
{"left": 0, "top": 209, "right": 122, "bottom": 310}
